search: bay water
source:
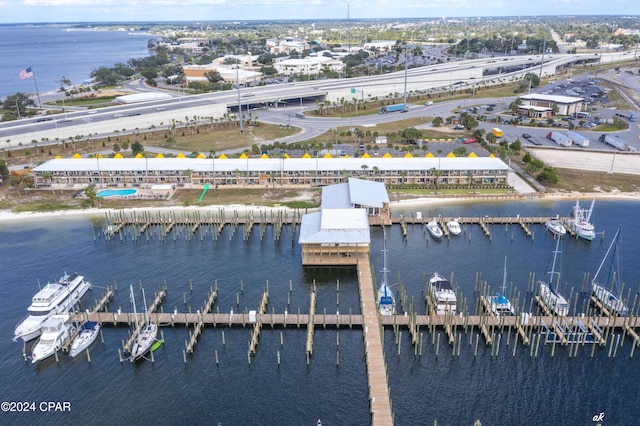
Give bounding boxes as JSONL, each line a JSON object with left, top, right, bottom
{"left": 1, "top": 199, "right": 639, "bottom": 425}
{"left": 0, "top": 24, "right": 157, "bottom": 99}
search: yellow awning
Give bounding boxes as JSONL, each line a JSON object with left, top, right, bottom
{"left": 469, "top": 152, "right": 478, "bottom": 158}
{"left": 176, "top": 153, "right": 186, "bottom": 158}
{"left": 283, "top": 153, "right": 290, "bottom": 159}
{"left": 344, "top": 154, "right": 350, "bottom": 158}
{"left": 155, "top": 153, "right": 165, "bottom": 158}
{"left": 95, "top": 154, "right": 104, "bottom": 159}
{"left": 134, "top": 153, "right": 144, "bottom": 159}
{"left": 72, "top": 153, "right": 82, "bottom": 159}
{"left": 323, "top": 153, "right": 333, "bottom": 158}
{"left": 219, "top": 153, "right": 228, "bottom": 159}
{"left": 260, "top": 153, "right": 269, "bottom": 159}
{"left": 54, "top": 155, "right": 61, "bottom": 159}
{"left": 302, "top": 153, "right": 311, "bottom": 158}
{"left": 197, "top": 153, "right": 206, "bottom": 159}
{"left": 404, "top": 152, "right": 413, "bottom": 158}
{"left": 426, "top": 152, "right": 435, "bottom": 157}
{"left": 239, "top": 153, "right": 248, "bottom": 159}
{"left": 383, "top": 152, "right": 392, "bottom": 158}
{"left": 446, "top": 152, "right": 455, "bottom": 158}
{"left": 361, "top": 152, "right": 370, "bottom": 158}
{"left": 489, "top": 153, "right": 496, "bottom": 158}
{"left": 114, "top": 153, "right": 124, "bottom": 159}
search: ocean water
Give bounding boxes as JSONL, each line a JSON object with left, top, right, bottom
{"left": 0, "top": 199, "right": 639, "bottom": 425}
{"left": 0, "top": 24, "right": 157, "bottom": 99}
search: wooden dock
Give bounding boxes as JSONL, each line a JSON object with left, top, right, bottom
{"left": 249, "top": 291, "right": 269, "bottom": 355}
{"left": 123, "top": 290, "right": 166, "bottom": 354}
{"left": 62, "top": 286, "right": 114, "bottom": 353}
{"left": 306, "top": 288, "right": 316, "bottom": 357}
{"left": 186, "top": 288, "right": 217, "bottom": 353}
{"left": 356, "top": 254, "right": 395, "bottom": 426}
{"left": 104, "top": 211, "right": 563, "bottom": 241}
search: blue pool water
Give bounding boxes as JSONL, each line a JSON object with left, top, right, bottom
{"left": 97, "top": 189, "right": 137, "bottom": 197}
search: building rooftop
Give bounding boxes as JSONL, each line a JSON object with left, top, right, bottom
{"left": 298, "top": 209, "right": 370, "bottom": 244}
{"left": 34, "top": 157, "right": 509, "bottom": 174}
{"left": 519, "top": 94, "right": 584, "bottom": 104}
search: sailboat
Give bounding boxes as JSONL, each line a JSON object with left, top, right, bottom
{"left": 128, "top": 285, "right": 158, "bottom": 362}
{"left": 567, "top": 198, "right": 596, "bottom": 241}
{"left": 592, "top": 228, "right": 628, "bottom": 316}
{"left": 377, "top": 239, "right": 395, "bottom": 316}
{"left": 485, "top": 256, "right": 515, "bottom": 316}
{"left": 538, "top": 237, "right": 569, "bottom": 316}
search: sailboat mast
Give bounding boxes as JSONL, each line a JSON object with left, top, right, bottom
{"left": 548, "top": 237, "right": 561, "bottom": 290}
{"left": 141, "top": 288, "right": 149, "bottom": 326}
{"left": 592, "top": 228, "right": 620, "bottom": 285}
{"left": 501, "top": 256, "right": 508, "bottom": 295}
{"left": 130, "top": 285, "right": 138, "bottom": 326}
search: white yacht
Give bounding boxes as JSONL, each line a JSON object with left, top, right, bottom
{"left": 14, "top": 273, "right": 91, "bottom": 343}
{"left": 545, "top": 219, "right": 566, "bottom": 237}
{"left": 31, "top": 315, "right": 75, "bottom": 364}
{"left": 377, "top": 240, "right": 395, "bottom": 316}
{"left": 128, "top": 285, "right": 159, "bottom": 362}
{"left": 429, "top": 272, "right": 457, "bottom": 315}
{"left": 592, "top": 228, "right": 628, "bottom": 316}
{"left": 446, "top": 220, "right": 462, "bottom": 236}
{"left": 484, "top": 256, "right": 515, "bottom": 317}
{"left": 538, "top": 238, "right": 569, "bottom": 316}
{"left": 69, "top": 322, "right": 101, "bottom": 358}
{"left": 567, "top": 199, "right": 595, "bottom": 241}
{"left": 426, "top": 221, "right": 443, "bottom": 239}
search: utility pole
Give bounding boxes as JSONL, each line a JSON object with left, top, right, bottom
{"left": 539, "top": 36, "right": 547, "bottom": 79}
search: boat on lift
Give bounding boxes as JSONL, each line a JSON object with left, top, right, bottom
{"left": 377, "top": 239, "right": 395, "bottom": 316}
{"left": 484, "top": 256, "right": 515, "bottom": 317}
{"left": 591, "top": 228, "right": 628, "bottom": 316}
{"left": 538, "top": 237, "right": 569, "bottom": 316}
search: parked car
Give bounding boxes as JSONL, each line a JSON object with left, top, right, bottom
{"left": 522, "top": 133, "right": 532, "bottom": 140}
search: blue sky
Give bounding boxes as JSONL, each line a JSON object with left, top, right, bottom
{"left": 1, "top": 0, "right": 635, "bottom": 24}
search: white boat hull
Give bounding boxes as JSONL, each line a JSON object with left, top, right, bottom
{"left": 31, "top": 316, "right": 74, "bottom": 364}
{"left": 69, "top": 322, "right": 100, "bottom": 357}
{"left": 427, "top": 222, "right": 443, "bottom": 239}
{"left": 592, "top": 283, "right": 628, "bottom": 316}
{"left": 545, "top": 220, "right": 566, "bottom": 237}
{"left": 129, "top": 323, "right": 158, "bottom": 362}
{"left": 446, "top": 221, "right": 461, "bottom": 236}
{"left": 14, "top": 273, "right": 91, "bottom": 342}
{"left": 539, "top": 282, "right": 569, "bottom": 316}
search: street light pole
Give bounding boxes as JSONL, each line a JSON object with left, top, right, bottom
{"left": 236, "top": 58, "right": 244, "bottom": 134}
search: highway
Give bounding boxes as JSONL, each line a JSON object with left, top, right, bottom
{"left": 1, "top": 51, "right": 635, "bottom": 148}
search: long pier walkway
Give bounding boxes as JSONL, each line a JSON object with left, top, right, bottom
{"left": 356, "top": 254, "right": 394, "bottom": 425}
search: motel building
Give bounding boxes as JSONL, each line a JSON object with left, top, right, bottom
{"left": 31, "top": 154, "right": 509, "bottom": 192}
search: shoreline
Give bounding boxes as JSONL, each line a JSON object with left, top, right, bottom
{"left": 1, "top": 192, "right": 639, "bottom": 224}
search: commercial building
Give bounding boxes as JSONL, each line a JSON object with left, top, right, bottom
{"left": 298, "top": 178, "right": 391, "bottom": 265}
{"left": 518, "top": 94, "right": 585, "bottom": 116}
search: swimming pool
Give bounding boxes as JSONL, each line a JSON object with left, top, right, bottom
{"left": 97, "top": 189, "right": 137, "bottom": 198}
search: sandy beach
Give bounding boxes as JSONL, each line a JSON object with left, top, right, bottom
{"left": 1, "top": 191, "right": 639, "bottom": 224}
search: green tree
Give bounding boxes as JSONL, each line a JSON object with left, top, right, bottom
{"left": 204, "top": 70, "right": 223, "bottom": 83}
{"left": 432, "top": 116, "right": 444, "bottom": 127}
{"left": 84, "top": 185, "right": 100, "bottom": 207}
{"left": 538, "top": 167, "right": 559, "bottom": 185}
{"left": 131, "top": 141, "right": 145, "bottom": 156}
{"left": 2, "top": 93, "right": 36, "bottom": 118}
{"left": 0, "top": 159, "right": 9, "bottom": 176}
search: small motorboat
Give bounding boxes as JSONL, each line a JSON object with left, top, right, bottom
{"left": 545, "top": 219, "right": 566, "bottom": 237}
{"left": 446, "top": 220, "right": 462, "bottom": 236}
{"left": 426, "top": 221, "right": 443, "bottom": 239}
